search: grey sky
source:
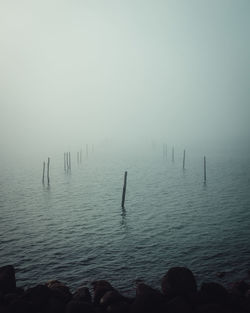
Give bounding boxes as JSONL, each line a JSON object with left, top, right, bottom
{"left": 0, "top": 0, "right": 249, "bottom": 157}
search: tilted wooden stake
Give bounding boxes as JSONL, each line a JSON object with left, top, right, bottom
{"left": 204, "top": 156, "right": 207, "bottom": 183}
{"left": 47, "top": 157, "right": 50, "bottom": 184}
{"left": 121, "top": 171, "right": 128, "bottom": 208}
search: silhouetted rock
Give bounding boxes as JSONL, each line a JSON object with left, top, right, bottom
{"left": 22, "top": 284, "right": 50, "bottom": 311}
{"left": 73, "top": 286, "right": 92, "bottom": 303}
{"left": 47, "top": 294, "right": 67, "bottom": 313}
{"left": 161, "top": 267, "right": 197, "bottom": 298}
{"left": 200, "top": 282, "right": 229, "bottom": 304}
{"left": 65, "top": 300, "right": 95, "bottom": 313}
{"left": 0, "top": 265, "right": 16, "bottom": 294}
{"left": 8, "top": 298, "right": 34, "bottom": 313}
{"left": 216, "top": 272, "right": 226, "bottom": 278}
{"left": 167, "top": 296, "right": 193, "bottom": 313}
{"left": 92, "top": 280, "right": 114, "bottom": 304}
{"left": 130, "top": 283, "right": 165, "bottom": 313}
{"left": 196, "top": 303, "right": 228, "bottom": 313}
{"left": 46, "top": 279, "right": 72, "bottom": 302}
{"left": 107, "top": 300, "right": 130, "bottom": 313}
{"left": 100, "top": 289, "right": 129, "bottom": 311}
{"left": 231, "top": 280, "right": 250, "bottom": 296}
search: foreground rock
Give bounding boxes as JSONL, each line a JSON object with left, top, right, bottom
{"left": 0, "top": 264, "right": 250, "bottom": 313}
{"left": 161, "top": 266, "right": 197, "bottom": 298}
{"left": 0, "top": 265, "right": 16, "bottom": 294}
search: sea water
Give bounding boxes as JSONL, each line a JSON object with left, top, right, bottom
{"left": 1, "top": 151, "right": 250, "bottom": 294}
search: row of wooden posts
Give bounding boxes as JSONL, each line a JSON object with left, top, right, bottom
{"left": 163, "top": 146, "right": 207, "bottom": 183}
{"left": 42, "top": 150, "right": 207, "bottom": 207}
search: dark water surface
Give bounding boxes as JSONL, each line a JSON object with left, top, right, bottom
{"left": 1, "top": 152, "right": 250, "bottom": 294}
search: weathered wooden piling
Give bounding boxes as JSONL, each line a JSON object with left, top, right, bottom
{"left": 69, "top": 152, "right": 71, "bottom": 170}
{"left": 42, "top": 161, "right": 45, "bottom": 184}
{"left": 172, "top": 146, "right": 175, "bottom": 162}
{"left": 47, "top": 157, "right": 50, "bottom": 184}
{"left": 86, "top": 144, "right": 88, "bottom": 158}
{"left": 204, "top": 156, "right": 207, "bottom": 183}
{"left": 183, "top": 149, "right": 186, "bottom": 170}
{"left": 121, "top": 171, "right": 128, "bottom": 208}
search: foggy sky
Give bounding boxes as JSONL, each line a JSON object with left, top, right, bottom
{"left": 0, "top": 0, "right": 250, "bottom": 157}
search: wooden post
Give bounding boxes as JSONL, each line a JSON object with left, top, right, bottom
{"left": 69, "top": 152, "right": 71, "bottom": 170}
{"left": 47, "top": 157, "right": 50, "bottom": 184}
{"left": 183, "top": 149, "right": 186, "bottom": 170}
{"left": 42, "top": 161, "right": 45, "bottom": 184}
{"left": 86, "top": 144, "right": 88, "bottom": 158}
{"left": 204, "top": 156, "right": 207, "bottom": 183}
{"left": 80, "top": 149, "right": 82, "bottom": 163}
{"left": 66, "top": 152, "right": 68, "bottom": 170}
{"left": 172, "top": 146, "right": 175, "bottom": 162}
{"left": 64, "top": 153, "right": 66, "bottom": 171}
{"left": 121, "top": 171, "right": 128, "bottom": 208}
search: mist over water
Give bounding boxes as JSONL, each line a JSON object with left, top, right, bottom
{"left": 1, "top": 150, "right": 250, "bottom": 294}
{"left": 0, "top": 0, "right": 250, "bottom": 293}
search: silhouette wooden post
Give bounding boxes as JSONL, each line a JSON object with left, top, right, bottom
{"left": 183, "top": 149, "right": 186, "bottom": 170}
{"left": 86, "top": 144, "right": 88, "bottom": 159}
{"left": 42, "top": 161, "right": 45, "bottom": 184}
{"left": 172, "top": 146, "right": 175, "bottom": 162}
{"left": 121, "top": 171, "right": 128, "bottom": 208}
{"left": 69, "top": 152, "right": 71, "bottom": 170}
{"left": 204, "top": 156, "right": 207, "bottom": 183}
{"left": 47, "top": 157, "right": 50, "bottom": 184}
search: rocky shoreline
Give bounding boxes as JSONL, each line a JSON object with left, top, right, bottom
{"left": 0, "top": 265, "right": 250, "bottom": 313}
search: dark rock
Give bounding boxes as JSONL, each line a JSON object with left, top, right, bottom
{"left": 231, "top": 280, "right": 250, "bottom": 296}
{"left": 65, "top": 300, "right": 95, "bottom": 313}
{"left": 0, "top": 265, "right": 16, "bottom": 294}
{"left": 130, "top": 283, "right": 165, "bottom": 313}
{"left": 167, "top": 296, "right": 193, "bottom": 313}
{"left": 107, "top": 301, "right": 129, "bottom": 313}
{"left": 161, "top": 267, "right": 197, "bottom": 298}
{"left": 216, "top": 272, "right": 226, "bottom": 278}
{"left": 200, "top": 282, "right": 229, "bottom": 304}
{"left": 47, "top": 295, "right": 67, "bottom": 313}
{"left": 46, "top": 280, "right": 72, "bottom": 302}
{"left": 73, "top": 286, "right": 92, "bottom": 303}
{"left": 196, "top": 303, "right": 228, "bottom": 313}
{"left": 92, "top": 280, "right": 114, "bottom": 304}
{"left": 8, "top": 298, "right": 34, "bottom": 313}
{"left": 22, "top": 284, "right": 50, "bottom": 311}
{"left": 100, "top": 290, "right": 125, "bottom": 308}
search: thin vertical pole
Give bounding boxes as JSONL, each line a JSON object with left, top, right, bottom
{"left": 47, "top": 157, "right": 50, "bottom": 184}
{"left": 86, "top": 144, "right": 88, "bottom": 159}
{"left": 172, "top": 146, "right": 175, "bottom": 162}
{"left": 69, "top": 152, "right": 71, "bottom": 170}
{"left": 80, "top": 149, "right": 82, "bottom": 163}
{"left": 42, "top": 161, "right": 45, "bottom": 184}
{"left": 204, "top": 156, "right": 207, "bottom": 183}
{"left": 121, "top": 171, "right": 128, "bottom": 208}
{"left": 77, "top": 152, "right": 79, "bottom": 164}
{"left": 64, "top": 153, "right": 66, "bottom": 171}
{"left": 183, "top": 149, "right": 186, "bottom": 170}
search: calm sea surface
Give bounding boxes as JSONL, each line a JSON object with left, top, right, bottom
{"left": 1, "top": 151, "right": 250, "bottom": 294}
